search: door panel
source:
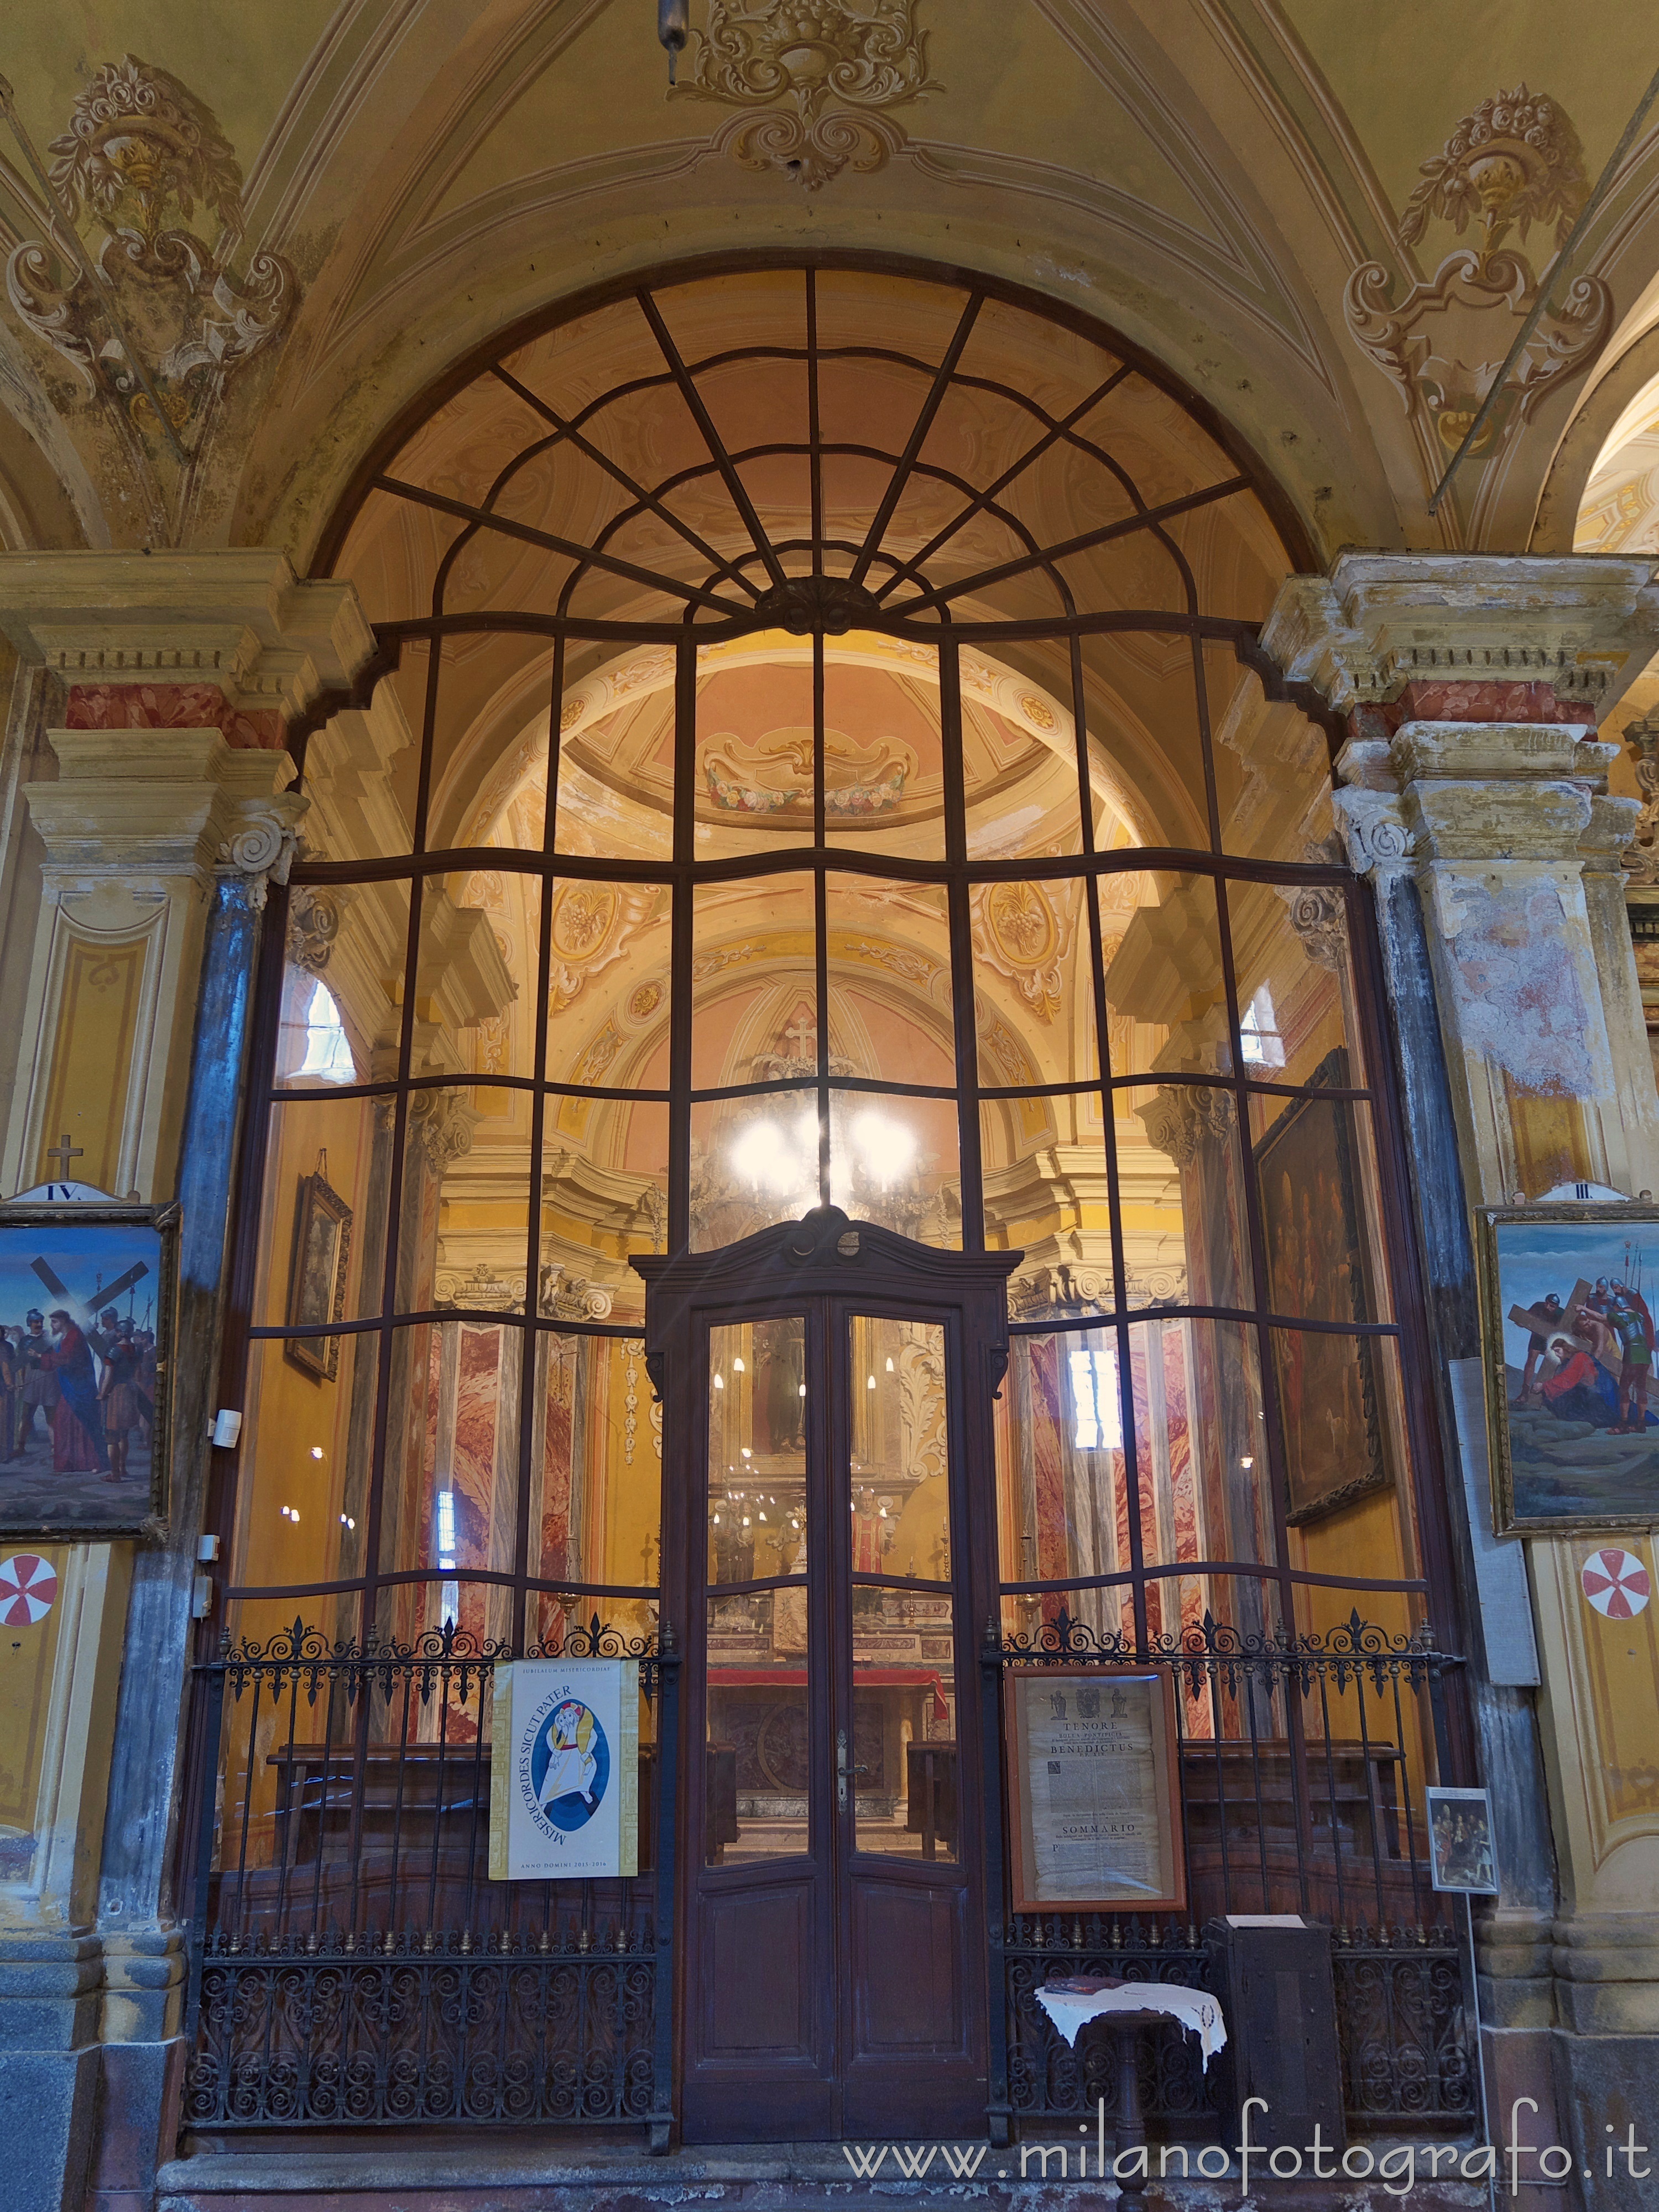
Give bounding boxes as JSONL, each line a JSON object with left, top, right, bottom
{"left": 851, "top": 1876, "right": 966, "bottom": 2052}
{"left": 701, "top": 1880, "right": 820, "bottom": 2057}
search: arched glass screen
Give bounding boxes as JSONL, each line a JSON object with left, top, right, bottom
{"left": 220, "top": 264, "right": 1440, "bottom": 1714}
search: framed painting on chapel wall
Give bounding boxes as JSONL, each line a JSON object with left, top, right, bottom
{"left": 0, "top": 1201, "right": 177, "bottom": 1539}
{"left": 283, "top": 1158, "right": 353, "bottom": 1382}
{"left": 1254, "top": 1048, "right": 1391, "bottom": 1524}
{"left": 1478, "top": 1201, "right": 1659, "bottom": 1533}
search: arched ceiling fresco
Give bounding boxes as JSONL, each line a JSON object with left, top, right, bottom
{"left": 4, "top": 2, "right": 1659, "bottom": 562}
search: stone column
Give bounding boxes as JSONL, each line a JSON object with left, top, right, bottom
{"left": 0, "top": 553, "right": 373, "bottom": 2212}
{"left": 1264, "top": 552, "right": 1659, "bottom": 2208}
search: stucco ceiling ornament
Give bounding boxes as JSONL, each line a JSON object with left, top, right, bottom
{"left": 2, "top": 56, "right": 295, "bottom": 538}
{"left": 545, "top": 881, "right": 664, "bottom": 1015}
{"left": 674, "top": 1, "right": 941, "bottom": 190}
{"left": 1401, "top": 86, "right": 1588, "bottom": 265}
{"left": 970, "top": 879, "right": 1072, "bottom": 1024}
{"left": 1344, "top": 86, "right": 1609, "bottom": 499}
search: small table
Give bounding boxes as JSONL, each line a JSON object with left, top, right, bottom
{"left": 1103, "top": 2010, "right": 1162, "bottom": 2212}
{"left": 1034, "top": 1978, "right": 1227, "bottom": 2212}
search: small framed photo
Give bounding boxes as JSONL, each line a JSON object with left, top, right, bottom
{"left": 283, "top": 1160, "right": 352, "bottom": 1382}
{"left": 1425, "top": 1786, "right": 1498, "bottom": 1895}
{"left": 0, "top": 1201, "right": 177, "bottom": 1538}
{"left": 1477, "top": 1203, "right": 1659, "bottom": 1533}
{"left": 1004, "top": 1666, "right": 1185, "bottom": 1914}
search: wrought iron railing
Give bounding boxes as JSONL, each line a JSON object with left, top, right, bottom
{"left": 181, "top": 1615, "right": 677, "bottom": 2139}
{"left": 981, "top": 1610, "right": 1475, "bottom": 2135}
{"left": 181, "top": 1606, "right": 1473, "bottom": 2141}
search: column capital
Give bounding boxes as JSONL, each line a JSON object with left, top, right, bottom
{"left": 0, "top": 549, "right": 375, "bottom": 747}
{"left": 1262, "top": 551, "right": 1659, "bottom": 726}
{"left": 25, "top": 727, "right": 305, "bottom": 908}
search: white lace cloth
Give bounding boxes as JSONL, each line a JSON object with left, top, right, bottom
{"left": 1032, "top": 1980, "right": 1228, "bottom": 2070}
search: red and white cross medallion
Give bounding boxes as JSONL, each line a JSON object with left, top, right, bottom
{"left": 1580, "top": 1548, "right": 1652, "bottom": 1621}
{"left": 0, "top": 1553, "right": 58, "bottom": 1627}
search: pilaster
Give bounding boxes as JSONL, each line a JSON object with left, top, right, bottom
{"left": 1264, "top": 550, "right": 1659, "bottom": 2207}
{"left": 0, "top": 552, "right": 376, "bottom": 2212}
{"left": 2, "top": 728, "right": 301, "bottom": 1205}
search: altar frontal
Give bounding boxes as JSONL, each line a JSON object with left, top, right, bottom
{"left": 489, "top": 1658, "right": 639, "bottom": 1881}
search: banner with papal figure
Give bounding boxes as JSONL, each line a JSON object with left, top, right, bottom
{"left": 489, "top": 1658, "right": 639, "bottom": 1881}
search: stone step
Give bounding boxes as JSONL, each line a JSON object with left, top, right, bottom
{"left": 153, "top": 2137, "right": 1490, "bottom": 2212}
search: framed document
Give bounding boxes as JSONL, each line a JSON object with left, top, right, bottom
{"left": 1005, "top": 1665, "right": 1185, "bottom": 1914}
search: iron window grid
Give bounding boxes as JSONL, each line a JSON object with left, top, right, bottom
{"left": 209, "top": 262, "right": 1459, "bottom": 1718}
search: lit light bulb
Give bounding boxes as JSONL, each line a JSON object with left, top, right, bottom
{"left": 713, "top": 1373, "right": 724, "bottom": 1390}
{"left": 758, "top": 1511, "right": 767, "bottom": 1522}
{"left": 1240, "top": 1454, "right": 1254, "bottom": 1469}
{"left": 311, "top": 1446, "right": 325, "bottom": 1460}
{"left": 741, "top": 1446, "right": 752, "bottom": 1459}
{"left": 742, "top": 1516, "right": 750, "bottom": 1527}
{"left": 733, "top": 1357, "right": 745, "bottom": 1373}
{"left": 885, "top": 1357, "right": 894, "bottom": 1373}
{"left": 798, "top": 1382, "right": 806, "bottom": 1397}
{"left": 867, "top": 1374, "right": 875, "bottom": 1390}
{"left": 850, "top": 1107, "right": 916, "bottom": 1188}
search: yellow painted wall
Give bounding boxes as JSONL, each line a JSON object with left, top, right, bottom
{"left": 0, "top": 1543, "right": 67, "bottom": 1840}
{"left": 34, "top": 936, "right": 148, "bottom": 1191}
{"left": 235, "top": 1089, "right": 376, "bottom": 1597}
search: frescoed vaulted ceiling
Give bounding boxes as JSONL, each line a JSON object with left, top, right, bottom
{"left": 3, "top": 2, "right": 1659, "bottom": 566}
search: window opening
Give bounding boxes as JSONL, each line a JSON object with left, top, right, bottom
{"left": 1069, "top": 1344, "right": 1123, "bottom": 1451}
{"left": 1239, "top": 984, "right": 1286, "bottom": 1068}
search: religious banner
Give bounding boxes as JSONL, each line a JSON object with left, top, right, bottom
{"left": 1005, "top": 1665, "right": 1184, "bottom": 1913}
{"left": 0, "top": 1198, "right": 178, "bottom": 1539}
{"left": 489, "top": 1657, "right": 639, "bottom": 1881}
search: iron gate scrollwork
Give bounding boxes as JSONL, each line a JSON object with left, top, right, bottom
{"left": 182, "top": 1615, "right": 677, "bottom": 2135}
{"left": 982, "top": 1610, "right": 1477, "bottom": 2136}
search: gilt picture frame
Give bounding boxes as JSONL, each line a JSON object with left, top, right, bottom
{"left": 1477, "top": 1201, "right": 1659, "bottom": 1535}
{"left": 283, "top": 1162, "right": 353, "bottom": 1383}
{"left": 1254, "top": 1047, "right": 1391, "bottom": 1525}
{"left": 0, "top": 1200, "right": 178, "bottom": 1540}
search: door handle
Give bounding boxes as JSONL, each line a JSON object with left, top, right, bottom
{"left": 836, "top": 1730, "right": 869, "bottom": 1812}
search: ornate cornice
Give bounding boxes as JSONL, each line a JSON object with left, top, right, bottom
{"left": 0, "top": 550, "right": 374, "bottom": 742}
{"left": 1261, "top": 555, "right": 1659, "bottom": 724}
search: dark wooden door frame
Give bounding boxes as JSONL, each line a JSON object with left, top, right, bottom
{"left": 636, "top": 1206, "right": 1020, "bottom": 2143}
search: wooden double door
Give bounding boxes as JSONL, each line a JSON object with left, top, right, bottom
{"left": 639, "top": 1212, "right": 1016, "bottom": 2142}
